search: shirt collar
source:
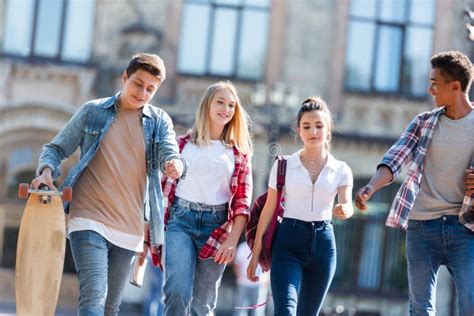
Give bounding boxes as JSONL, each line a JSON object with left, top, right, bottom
{"left": 141, "top": 103, "right": 153, "bottom": 118}
{"left": 293, "top": 149, "right": 339, "bottom": 171}
{"left": 108, "top": 92, "right": 153, "bottom": 118}
{"left": 102, "top": 92, "right": 119, "bottom": 109}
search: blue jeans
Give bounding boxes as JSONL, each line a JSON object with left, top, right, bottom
{"left": 163, "top": 198, "right": 228, "bottom": 316}
{"left": 270, "top": 218, "right": 336, "bottom": 316}
{"left": 406, "top": 216, "right": 474, "bottom": 316}
{"left": 143, "top": 259, "right": 164, "bottom": 316}
{"left": 232, "top": 285, "right": 260, "bottom": 316}
{"left": 69, "top": 230, "right": 135, "bottom": 316}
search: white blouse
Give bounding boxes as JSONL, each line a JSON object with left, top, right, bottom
{"left": 176, "top": 140, "right": 235, "bottom": 205}
{"left": 269, "top": 150, "right": 353, "bottom": 222}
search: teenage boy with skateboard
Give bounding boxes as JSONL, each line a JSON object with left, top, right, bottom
{"left": 32, "top": 53, "right": 185, "bottom": 315}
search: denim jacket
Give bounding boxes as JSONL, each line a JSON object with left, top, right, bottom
{"left": 36, "top": 93, "right": 184, "bottom": 246}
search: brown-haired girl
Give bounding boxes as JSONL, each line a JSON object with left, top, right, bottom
{"left": 247, "top": 96, "right": 353, "bottom": 315}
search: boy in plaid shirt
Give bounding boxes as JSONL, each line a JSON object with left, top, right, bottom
{"left": 355, "top": 51, "right": 474, "bottom": 316}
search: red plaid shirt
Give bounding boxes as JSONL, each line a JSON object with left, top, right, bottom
{"left": 151, "top": 134, "right": 252, "bottom": 267}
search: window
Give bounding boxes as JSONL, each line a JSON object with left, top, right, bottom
{"left": 3, "top": 0, "right": 95, "bottom": 63}
{"left": 345, "top": 0, "right": 435, "bottom": 97}
{"left": 178, "top": 0, "right": 271, "bottom": 80}
{"left": 332, "top": 179, "right": 408, "bottom": 296}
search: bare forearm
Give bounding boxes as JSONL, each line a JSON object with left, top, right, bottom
{"left": 252, "top": 205, "right": 275, "bottom": 254}
{"left": 41, "top": 167, "right": 52, "bottom": 176}
{"left": 367, "top": 165, "right": 394, "bottom": 193}
{"left": 227, "top": 215, "right": 246, "bottom": 243}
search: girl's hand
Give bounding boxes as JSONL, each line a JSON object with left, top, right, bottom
{"left": 247, "top": 255, "right": 260, "bottom": 282}
{"left": 214, "top": 238, "right": 238, "bottom": 264}
{"left": 333, "top": 203, "right": 353, "bottom": 219}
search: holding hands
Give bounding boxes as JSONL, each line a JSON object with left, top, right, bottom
{"left": 164, "top": 159, "right": 184, "bottom": 179}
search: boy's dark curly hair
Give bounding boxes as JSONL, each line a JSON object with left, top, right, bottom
{"left": 431, "top": 51, "right": 473, "bottom": 92}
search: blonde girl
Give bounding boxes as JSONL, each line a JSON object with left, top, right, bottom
{"left": 160, "top": 81, "right": 253, "bottom": 315}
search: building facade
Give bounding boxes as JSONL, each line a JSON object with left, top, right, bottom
{"left": 0, "top": 0, "right": 472, "bottom": 314}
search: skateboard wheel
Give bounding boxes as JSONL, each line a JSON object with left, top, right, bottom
{"left": 62, "top": 187, "right": 73, "bottom": 202}
{"left": 18, "top": 183, "right": 30, "bottom": 199}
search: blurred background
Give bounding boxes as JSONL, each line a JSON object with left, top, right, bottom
{"left": 0, "top": 0, "right": 473, "bottom": 315}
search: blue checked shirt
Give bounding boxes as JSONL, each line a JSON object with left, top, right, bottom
{"left": 379, "top": 107, "right": 474, "bottom": 231}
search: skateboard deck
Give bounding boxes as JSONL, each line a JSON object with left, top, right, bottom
{"left": 15, "top": 184, "right": 71, "bottom": 316}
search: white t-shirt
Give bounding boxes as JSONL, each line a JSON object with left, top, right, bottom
{"left": 175, "top": 141, "right": 235, "bottom": 205}
{"left": 234, "top": 242, "right": 262, "bottom": 287}
{"left": 68, "top": 217, "right": 144, "bottom": 252}
{"left": 269, "top": 150, "right": 353, "bottom": 222}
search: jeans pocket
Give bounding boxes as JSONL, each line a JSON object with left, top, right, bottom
{"left": 169, "top": 204, "right": 187, "bottom": 221}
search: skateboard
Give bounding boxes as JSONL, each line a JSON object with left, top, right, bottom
{"left": 15, "top": 183, "right": 72, "bottom": 316}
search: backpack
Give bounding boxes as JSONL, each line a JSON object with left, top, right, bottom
{"left": 245, "top": 156, "right": 287, "bottom": 272}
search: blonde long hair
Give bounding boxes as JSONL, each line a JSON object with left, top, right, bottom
{"left": 191, "top": 81, "right": 253, "bottom": 155}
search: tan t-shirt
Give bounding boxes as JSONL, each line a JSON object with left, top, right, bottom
{"left": 69, "top": 105, "right": 147, "bottom": 237}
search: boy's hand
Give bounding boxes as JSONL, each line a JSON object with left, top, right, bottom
{"left": 31, "top": 168, "right": 56, "bottom": 190}
{"left": 139, "top": 243, "right": 149, "bottom": 265}
{"left": 140, "top": 223, "right": 150, "bottom": 264}
{"left": 333, "top": 203, "right": 353, "bottom": 219}
{"left": 164, "top": 159, "right": 183, "bottom": 179}
{"left": 465, "top": 169, "right": 474, "bottom": 195}
{"left": 355, "top": 185, "right": 374, "bottom": 211}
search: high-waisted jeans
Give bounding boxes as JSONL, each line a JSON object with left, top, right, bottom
{"left": 270, "top": 218, "right": 336, "bottom": 316}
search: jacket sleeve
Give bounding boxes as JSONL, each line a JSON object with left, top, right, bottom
{"left": 155, "top": 111, "right": 187, "bottom": 177}
{"left": 37, "top": 104, "right": 88, "bottom": 179}
{"left": 378, "top": 114, "right": 422, "bottom": 181}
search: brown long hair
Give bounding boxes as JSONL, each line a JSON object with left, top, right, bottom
{"left": 297, "top": 96, "right": 333, "bottom": 151}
